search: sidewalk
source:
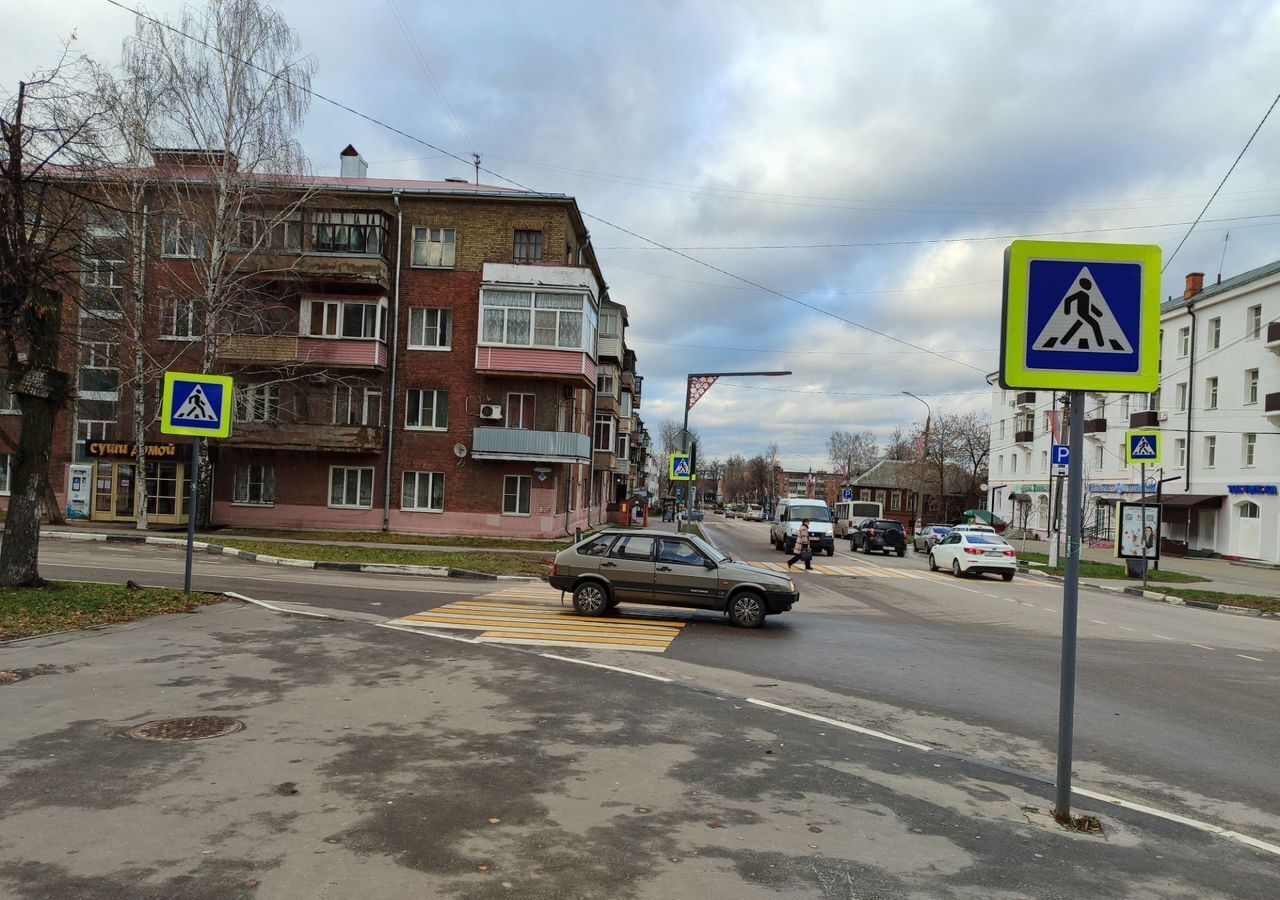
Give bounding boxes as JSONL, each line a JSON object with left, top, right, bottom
{"left": 1, "top": 601, "right": 1275, "bottom": 897}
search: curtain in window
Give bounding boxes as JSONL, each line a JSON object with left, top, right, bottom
{"left": 506, "top": 308, "right": 531, "bottom": 345}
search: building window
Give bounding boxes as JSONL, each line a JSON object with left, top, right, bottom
{"left": 232, "top": 211, "right": 301, "bottom": 251}
{"left": 597, "top": 364, "right": 617, "bottom": 396}
{"left": 162, "top": 214, "right": 205, "bottom": 258}
{"left": 1175, "top": 382, "right": 1187, "bottom": 412}
{"left": 1175, "top": 438, "right": 1187, "bottom": 468}
{"left": 402, "top": 471, "right": 445, "bottom": 512}
{"left": 503, "top": 475, "right": 531, "bottom": 515}
{"left": 907, "top": 493, "right": 917, "bottom": 512}
{"left": 145, "top": 462, "right": 181, "bottom": 516}
{"left": 599, "top": 309, "right": 620, "bottom": 338}
{"left": 77, "top": 341, "right": 119, "bottom": 400}
{"left": 1011, "top": 454, "right": 1017, "bottom": 474}
{"left": 407, "top": 308, "right": 452, "bottom": 349}
{"left": 406, "top": 389, "right": 448, "bottom": 430}
{"left": 310, "top": 211, "right": 385, "bottom": 256}
{"left": 1207, "top": 316, "right": 1221, "bottom": 350}
{"left": 334, "top": 385, "right": 381, "bottom": 426}
{"left": 858, "top": 489, "right": 870, "bottom": 501}
{"left": 875, "top": 489, "right": 887, "bottom": 504}
{"left": 480, "top": 289, "right": 589, "bottom": 351}
{"left": 0, "top": 380, "right": 17, "bottom": 413}
{"left": 890, "top": 490, "right": 902, "bottom": 510}
{"left": 233, "top": 464, "right": 276, "bottom": 506}
{"left": 1205, "top": 376, "right": 1218, "bottom": 410}
{"left": 411, "top": 227, "right": 456, "bottom": 268}
{"left": 616, "top": 433, "right": 630, "bottom": 461}
{"left": 997, "top": 455, "right": 1003, "bottom": 474}
{"left": 998, "top": 419, "right": 1005, "bottom": 440}
{"left": 514, "top": 229, "right": 543, "bottom": 263}
{"left": 329, "top": 467, "right": 373, "bottom": 509}
{"left": 1119, "top": 394, "right": 1130, "bottom": 419}
{"left": 594, "top": 413, "right": 615, "bottom": 452}
{"left": 0, "top": 453, "right": 9, "bottom": 495}
{"left": 1178, "top": 326, "right": 1190, "bottom": 357}
{"left": 1243, "top": 433, "right": 1257, "bottom": 467}
{"left": 1040, "top": 450, "right": 1048, "bottom": 472}
{"left": 305, "top": 297, "right": 387, "bottom": 341}
{"left": 506, "top": 393, "right": 535, "bottom": 429}
{"left": 1245, "top": 369, "right": 1259, "bottom": 405}
{"left": 162, "top": 297, "right": 203, "bottom": 339}
{"left": 236, "top": 383, "right": 280, "bottom": 423}
{"left": 1094, "top": 444, "right": 1104, "bottom": 469}
{"left": 1204, "top": 435, "right": 1217, "bottom": 468}
{"left": 1246, "top": 304, "right": 1262, "bottom": 340}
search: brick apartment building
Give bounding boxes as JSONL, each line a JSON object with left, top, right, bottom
{"left": 0, "top": 146, "right": 646, "bottom": 538}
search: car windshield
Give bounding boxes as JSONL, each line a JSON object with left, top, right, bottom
{"left": 688, "top": 533, "right": 728, "bottom": 563}
{"left": 787, "top": 504, "right": 832, "bottom": 522}
{"left": 931, "top": 526, "right": 951, "bottom": 534}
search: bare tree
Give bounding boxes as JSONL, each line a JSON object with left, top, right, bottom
{"left": 128, "top": 0, "right": 317, "bottom": 524}
{"left": 0, "top": 48, "right": 110, "bottom": 585}
{"left": 950, "top": 410, "right": 991, "bottom": 499}
{"left": 882, "top": 425, "right": 914, "bottom": 461}
{"left": 827, "top": 428, "right": 878, "bottom": 479}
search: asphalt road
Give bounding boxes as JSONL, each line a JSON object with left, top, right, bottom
{"left": 29, "top": 525, "right": 1280, "bottom": 845}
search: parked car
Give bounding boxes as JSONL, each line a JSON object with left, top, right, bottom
{"left": 676, "top": 509, "right": 704, "bottom": 523}
{"left": 912, "top": 524, "right": 952, "bottom": 553}
{"left": 724, "top": 507, "right": 737, "bottom": 519}
{"left": 849, "top": 518, "right": 907, "bottom": 556}
{"left": 950, "top": 524, "right": 996, "bottom": 535}
{"left": 770, "top": 498, "right": 836, "bottom": 557}
{"left": 549, "top": 529, "right": 799, "bottom": 627}
{"left": 928, "top": 531, "right": 1017, "bottom": 580}
{"left": 745, "top": 504, "right": 764, "bottom": 521}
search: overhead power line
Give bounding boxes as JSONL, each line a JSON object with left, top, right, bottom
{"left": 382, "top": 0, "right": 473, "bottom": 154}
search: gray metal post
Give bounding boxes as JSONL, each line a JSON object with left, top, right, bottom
{"left": 1140, "top": 462, "right": 1148, "bottom": 590}
{"left": 1054, "top": 390, "right": 1085, "bottom": 819}
{"left": 183, "top": 441, "right": 201, "bottom": 594}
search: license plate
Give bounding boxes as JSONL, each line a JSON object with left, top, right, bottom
{"left": 985, "top": 550, "right": 1003, "bottom": 556}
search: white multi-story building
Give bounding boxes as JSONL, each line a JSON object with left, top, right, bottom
{"left": 987, "top": 265, "right": 1279, "bottom": 563}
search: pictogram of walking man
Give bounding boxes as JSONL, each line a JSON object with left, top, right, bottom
{"left": 1051, "top": 277, "right": 1104, "bottom": 349}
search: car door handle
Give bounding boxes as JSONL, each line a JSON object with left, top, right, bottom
{"left": 601, "top": 562, "right": 617, "bottom": 568}
{"left": 656, "top": 565, "right": 672, "bottom": 572}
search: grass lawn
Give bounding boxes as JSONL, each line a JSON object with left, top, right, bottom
{"left": 1152, "top": 588, "right": 1280, "bottom": 615}
{"left": 214, "top": 528, "right": 573, "bottom": 553}
{"left": 1017, "top": 551, "right": 1206, "bottom": 584}
{"left": 215, "top": 539, "right": 552, "bottom": 577}
{"left": 0, "top": 582, "right": 217, "bottom": 641}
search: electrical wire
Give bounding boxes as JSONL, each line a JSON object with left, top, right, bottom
{"left": 382, "top": 0, "right": 473, "bottom": 154}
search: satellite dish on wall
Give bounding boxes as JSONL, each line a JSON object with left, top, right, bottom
{"left": 453, "top": 443, "right": 468, "bottom": 458}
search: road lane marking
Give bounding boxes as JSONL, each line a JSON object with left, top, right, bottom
{"left": 1190, "top": 643, "right": 1215, "bottom": 651}
{"left": 1153, "top": 634, "right": 1175, "bottom": 640}
{"left": 539, "top": 653, "right": 672, "bottom": 681}
{"left": 746, "top": 698, "right": 933, "bottom": 751}
{"left": 1119, "top": 626, "right": 1137, "bottom": 632}
{"left": 1089, "top": 619, "right": 1108, "bottom": 625}
{"left": 1238, "top": 654, "right": 1263, "bottom": 662}
{"left": 984, "top": 593, "right": 1002, "bottom": 599}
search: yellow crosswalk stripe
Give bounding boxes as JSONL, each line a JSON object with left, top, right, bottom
{"left": 389, "top": 585, "right": 687, "bottom": 653}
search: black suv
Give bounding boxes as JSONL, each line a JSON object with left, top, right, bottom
{"left": 850, "top": 518, "right": 907, "bottom": 556}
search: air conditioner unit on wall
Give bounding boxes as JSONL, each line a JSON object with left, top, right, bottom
{"left": 479, "top": 404, "right": 503, "bottom": 420}
{"left": 1159, "top": 409, "right": 1169, "bottom": 421}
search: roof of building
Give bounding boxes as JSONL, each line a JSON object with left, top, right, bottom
{"left": 850, "top": 458, "right": 974, "bottom": 493}
{"left": 1162, "top": 257, "right": 1280, "bottom": 314}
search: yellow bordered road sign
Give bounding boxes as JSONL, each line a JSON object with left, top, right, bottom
{"left": 161, "top": 371, "right": 234, "bottom": 438}
{"left": 1124, "top": 429, "right": 1161, "bottom": 464}
{"left": 1000, "top": 240, "right": 1160, "bottom": 392}
{"left": 669, "top": 453, "right": 691, "bottom": 481}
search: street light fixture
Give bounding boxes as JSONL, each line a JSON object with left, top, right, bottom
{"left": 902, "top": 391, "right": 935, "bottom": 525}
{"left": 680, "top": 371, "right": 791, "bottom": 531}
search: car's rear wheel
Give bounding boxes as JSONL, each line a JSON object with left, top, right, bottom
{"left": 1001, "top": 571, "right": 1014, "bottom": 582}
{"left": 928, "top": 553, "right": 938, "bottom": 571}
{"left": 862, "top": 541, "right": 871, "bottom": 555}
{"left": 951, "top": 559, "right": 963, "bottom": 577}
{"left": 572, "top": 581, "right": 609, "bottom": 616}
{"left": 896, "top": 548, "right": 905, "bottom": 557}
{"left": 728, "top": 591, "right": 766, "bottom": 628}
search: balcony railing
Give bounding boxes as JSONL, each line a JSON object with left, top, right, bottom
{"left": 1083, "top": 418, "right": 1108, "bottom": 434}
{"left": 1129, "top": 410, "right": 1159, "bottom": 428}
{"left": 1015, "top": 391, "right": 1036, "bottom": 406}
{"left": 1014, "top": 429, "right": 1034, "bottom": 444}
{"left": 1267, "top": 321, "right": 1280, "bottom": 353}
{"left": 227, "top": 421, "right": 384, "bottom": 453}
{"left": 218, "top": 334, "right": 387, "bottom": 369}
{"left": 474, "top": 346, "right": 596, "bottom": 387}
{"left": 471, "top": 427, "right": 591, "bottom": 463}
{"left": 1265, "top": 391, "right": 1280, "bottom": 415}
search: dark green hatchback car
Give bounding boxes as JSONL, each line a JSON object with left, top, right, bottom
{"left": 548, "top": 528, "right": 798, "bottom": 628}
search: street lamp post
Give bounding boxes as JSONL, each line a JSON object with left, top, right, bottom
{"left": 681, "top": 371, "right": 790, "bottom": 532}
{"left": 903, "top": 392, "right": 935, "bottom": 527}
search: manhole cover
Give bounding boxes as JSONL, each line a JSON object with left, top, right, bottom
{"left": 127, "top": 716, "right": 245, "bottom": 742}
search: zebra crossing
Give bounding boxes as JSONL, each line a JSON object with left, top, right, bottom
{"left": 746, "top": 559, "right": 943, "bottom": 580}
{"left": 387, "top": 584, "right": 688, "bottom": 653}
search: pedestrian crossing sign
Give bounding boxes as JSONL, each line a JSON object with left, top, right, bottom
{"left": 161, "top": 371, "right": 234, "bottom": 438}
{"left": 1000, "top": 240, "right": 1160, "bottom": 392}
{"left": 670, "top": 453, "right": 691, "bottom": 481}
{"left": 1125, "top": 429, "right": 1161, "bottom": 464}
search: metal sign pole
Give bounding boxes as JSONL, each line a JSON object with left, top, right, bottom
{"left": 1140, "top": 461, "right": 1148, "bottom": 591}
{"left": 183, "top": 439, "right": 201, "bottom": 594}
{"left": 1054, "top": 389, "right": 1086, "bottom": 820}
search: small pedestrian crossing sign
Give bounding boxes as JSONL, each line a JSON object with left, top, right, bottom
{"left": 1000, "top": 240, "right": 1160, "bottom": 392}
{"left": 669, "top": 453, "right": 691, "bottom": 481}
{"left": 161, "top": 371, "right": 233, "bottom": 438}
{"left": 1125, "top": 429, "right": 1161, "bottom": 464}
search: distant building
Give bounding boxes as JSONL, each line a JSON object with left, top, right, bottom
{"left": 848, "top": 459, "right": 981, "bottom": 529}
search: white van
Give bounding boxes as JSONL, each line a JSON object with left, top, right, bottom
{"left": 770, "top": 498, "right": 836, "bottom": 556}
{"left": 833, "top": 500, "right": 884, "bottom": 538}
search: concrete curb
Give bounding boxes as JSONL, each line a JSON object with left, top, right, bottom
{"left": 39, "top": 529, "right": 537, "bottom": 583}
{"left": 1018, "top": 566, "right": 1277, "bottom": 619}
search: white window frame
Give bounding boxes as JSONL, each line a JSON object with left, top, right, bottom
{"left": 405, "top": 388, "right": 448, "bottom": 431}
{"left": 334, "top": 384, "right": 382, "bottom": 426}
{"left": 1175, "top": 438, "right": 1187, "bottom": 468}
{"left": 411, "top": 227, "right": 456, "bottom": 268}
{"left": 161, "top": 297, "right": 203, "bottom": 340}
{"left": 1011, "top": 454, "right": 1017, "bottom": 474}
{"left": 1204, "top": 435, "right": 1216, "bottom": 469}
{"left": 479, "top": 289, "right": 590, "bottom": 352}
{"left": 1246, "top": 304, "right": 1262, "bottom": 340}
{"left": 329, "top": 466, "right": 374, "bottom": 509}
{"left": 407, "top": 307, "right": 452, "bottom": 350}
{"left": 503, "top": 474, "right": 532, "bottom": 516}
{"left": 890, "top": 490, "right": 902, "bottom": 510}
{"left": 303, "top": 297, "right": 388, "bottom": 341}
{"left": 1207, "top": 316, "right": 1221, "bottom": 350}
{"left": 233, "top": 464, "right": 276, "bottom": 506}
{"left": 621, "top": 391, "right": 633, "bottom": 418}
{"left": 858, "top": 489, "right": 871, "bottom": 502}
{"left": 162, "top": 214, "right": 205, "bottom": 258}
{"left": 1245, "top": 369, "right": 1259, "bottom": 405}
{"left": 401, "top": 471, "right": 445, "bottom": 513}
{"left": 1175, "top": 382, "right": 1187, "bottom": 412}
{"left": 1243, "top": 433, "right": 1257, "bottom": 467}
{"left": 594, "top": 413, "right": 615, "bottom": 452}
{"left": 1205, "top": 376, "right": 1218, "bottom": 410}
{"left": 1094, "top": 444, "right": 1104, "bottom": 469}
{"left": 1178, "top": 326, "right": 1190, "bottom": 357}
{"left": 77, "top": 341, "right": 120, "bottom": 402}
{"left": 236, "top": 383, "right": 280, "bottom": 423}
{"left": 1040, "top": 450, "right": 1048, "bottom": 472}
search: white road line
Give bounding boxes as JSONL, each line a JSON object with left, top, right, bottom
{"left": 1153, "top": 634, "right": 1175, "bottom": 641}
{"left": 539, "top": 653, "right": 673, "bottom": 681}
{"left": 44, "top": 561, "right": 475, "bottom": 594}
{"left": 377, "top": 622, "right": 480, "bottom": 644}
{"left": 224, "top": 591, "right": 340, "bottom": 620}
{"left": 746, "top": 698, "right": 933, "bottom": 751}
{"left": 1040, "top": 607, "right": 1056, "bottom": 612}
{"left": 957, "top": 587, "right": 982, "bottom": 594}
{"left": 1090, "top": 619, "right": 1108, "bottom": 625}
{"left": 1006, "top": 598, "right": 1017, "bottom": 603}
{"left": 984, "top": 593, "right": 1002, "bottom": 599}
{"left": 1119, "top": 626, "right": 1137, "bottom": 632}
{"left": 1073, "top": 787, "right": 1280, "bottom": 859}
{"left": 1190, "top": 644, "right": 1215, "bottom": 651}
{"left": 1238, "top": 654, "right": 1264, "bottom": 662}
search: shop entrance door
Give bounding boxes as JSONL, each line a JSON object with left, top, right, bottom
{"left": 114, "top": 464, "right": 136, "bottom": 518}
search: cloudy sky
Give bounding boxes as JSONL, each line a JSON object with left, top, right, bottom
{"left": 6, "top": 0, "right": 1280, "bottom": 469}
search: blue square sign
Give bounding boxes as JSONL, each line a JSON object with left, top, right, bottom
{"left": 1051, "top": 444, "right": 1070, "bottom": 467}
{"left": 161, "top": 371, "right": 234, "bottom": 438}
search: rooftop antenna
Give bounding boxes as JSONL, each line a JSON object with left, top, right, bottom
{"left": 473, "top": 152, "right": 480, "bottom": 186}
{"left": 1217, "top": 230, "right": 1230, "bottom": 284}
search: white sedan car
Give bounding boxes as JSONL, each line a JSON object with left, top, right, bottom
{"left": 928, "top": 531, "right": 1017, "bottom": 581}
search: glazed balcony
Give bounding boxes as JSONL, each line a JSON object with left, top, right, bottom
{"left": 471, "top": 427, "right": 591, "bottom": 464}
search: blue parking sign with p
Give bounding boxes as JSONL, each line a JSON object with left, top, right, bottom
{"left": 1051, "top": 444, "right": 1070, "bottom": 467}
{"left": 842, "top": 488, "right": 853, "bottom": 501}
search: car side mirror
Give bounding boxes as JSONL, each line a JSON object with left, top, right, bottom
{"left": 703, "top": 558, "right": 717, "bottom": 570}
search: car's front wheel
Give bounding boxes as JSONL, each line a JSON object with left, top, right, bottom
{"left": 826, "top": 547, "right": 835, "bottom": 557}
{"left": 728, "top": 591, "right": 766, "bottom": 628}
{"left": 572, "top": 581, "right": 609, "bottom": 616}
{"left": 928, "top": 553, "right": 938, "bottom": 571}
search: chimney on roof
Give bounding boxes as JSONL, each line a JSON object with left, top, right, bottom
{"left": 340, "top": 144, "right": 367, "bottom": 178}
{"left": 1184, "top": 272, "right": 1204, "bottom": 300}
